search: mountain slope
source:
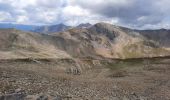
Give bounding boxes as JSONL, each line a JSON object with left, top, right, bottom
{"left": 51, "top": 22, "right": 170, "bottom": 59}
{"left": 137, "top": 29, "right": 170, "bottom": 47}
{"left": 0, "top": 29, "right": 71, "bottom": 59}
{"left": 32, "top": 24, "right": 71, "bottom": 34}
{"left": 0, "top": 22, "right": 169, "bottom": 59}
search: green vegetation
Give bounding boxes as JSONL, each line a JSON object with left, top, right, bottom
{"left": 104, "top": 59, "right": 144, "bottom": 70}
{"left": 103, "top": 57, "right": 169, "bottom": 71}
{"left": 122, "top": 43, "right": 143, "bottom": 58}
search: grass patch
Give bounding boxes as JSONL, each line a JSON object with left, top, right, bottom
{"left": 104, "top": 57, "right": 167, "bottom": 70}
{"left": 103, "top": 59, "right": 144, "bottom": 70}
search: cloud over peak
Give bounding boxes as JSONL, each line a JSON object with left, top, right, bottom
{"left": 0, "top": 0, "right": 170, "bottom": 29}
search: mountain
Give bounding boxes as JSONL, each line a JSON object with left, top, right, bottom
{"left": 0, "top": 23, "right": 72, "bottom": 33}
{"left": 0, "top": 22, "right": 170, "bottom": 59}
{"left": 32, "top": 23, "right": 71, "bottom": 34}
{"left": 32, "top": 23, "right": 92, "bottom": 34}
{"left": 0, "top": 29, "right": 71, "bottom": 59}
{"left": 136, "top": 29, "right": 170, "bottom": 47}
{"left": 51, "top": 22, "right": 170, "bottom": 59}
{"left": 76, "top": 23, "right": 92, "bottom": 29}
{"left": 0, "top": 23, "right": 38, "bottom": 31}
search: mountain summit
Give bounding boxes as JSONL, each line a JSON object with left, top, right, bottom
{"left": 51, "top": 22, "right": 170, "bottom": 59}
{"left": 76, "top": 23, "right": 92, "bottom": 29}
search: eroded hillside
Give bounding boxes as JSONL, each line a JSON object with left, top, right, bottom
{"left": 0, "top": 23, "right": 170, "bottom": 59}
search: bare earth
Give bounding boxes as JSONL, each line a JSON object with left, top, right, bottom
{"left": 0, "top": 58, "right": 170, "bottom": 100}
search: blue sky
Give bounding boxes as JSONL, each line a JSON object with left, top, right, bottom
{"left": 0, "top": 0, "right": 170, "bottom": 29}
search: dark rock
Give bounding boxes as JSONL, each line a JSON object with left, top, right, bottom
{"left": 36, "top": 94, "right": 48, "bottom": 100}
{"left": 53, "top": 95, "right": 62, "bottom": 100}
{"left": 0, "top": 93, "right": 26, "bottom": 100}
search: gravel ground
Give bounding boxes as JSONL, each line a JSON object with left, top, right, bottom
{"left": 0, "top": 58, "right": 170, "bottom": 100}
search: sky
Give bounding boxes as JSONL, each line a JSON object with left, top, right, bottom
{"left": 0, "top": 0, "right": 170, "bottom": 29}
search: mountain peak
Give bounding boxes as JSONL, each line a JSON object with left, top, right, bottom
{"left": 93, "top": 22, "right": 119, "bottom": 31}
{"left": 54, "top": 23, "right": 66, "bottom": 27}
{"left": 77, "top": 23, "right": 92, "bottom": 28}
{"left": 95, "top": 22, "right": 115, "bottom": 27}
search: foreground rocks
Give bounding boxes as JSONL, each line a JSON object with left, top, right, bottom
{"left": 0, "top": 89, "right": 26, "bottom": 100}
{"left": 0, "top": 58, "right": 170, "bottom": 100}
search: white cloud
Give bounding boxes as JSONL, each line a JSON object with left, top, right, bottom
{"left": 62, "top": 6, "right": 89, "bottom": 17}
{"left": 16, "top": 15, "right": 29, "bottom": 24}
{"left": 0, "top": 11, "right": 12, "bottom": 21}
{"left": 69, "top": 0, "right": 132, "bottom": 7}
{"left": 36, "top": 0, "right": 64, "bottom": 8}
{"left": 0, "top": 0, "right": 169, "bottom": 29}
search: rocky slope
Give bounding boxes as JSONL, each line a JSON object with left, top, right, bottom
{"left": 51, "top": 22, "right": 170, "bottom": 59}
{"left": 0, "top": 22, "right": 170, "bottom": 59}
{"left": 137, "top": 29, "right": 170, "bottom": 47}
{"left": 0, "top": 29, "right": 71, "bottom": 59}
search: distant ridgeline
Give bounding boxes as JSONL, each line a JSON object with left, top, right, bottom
{"left": 0, "top": 22, "right": 170, "bottom": 59}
